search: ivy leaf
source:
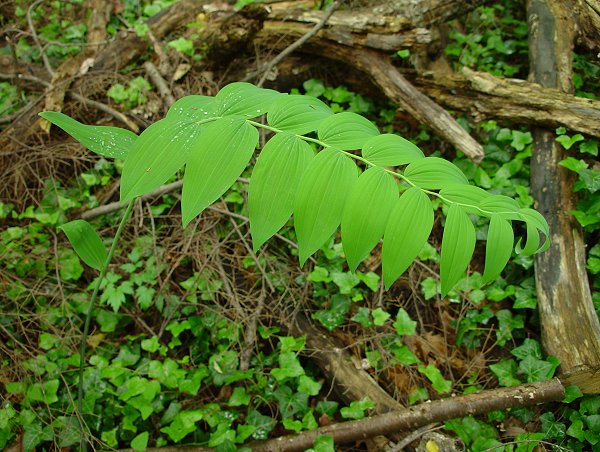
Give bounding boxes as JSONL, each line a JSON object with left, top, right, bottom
{"left": 341, "top": 167, "right": 398, "bottom": 271}
{"left": 166, "top": 95, "right": 217, "bottom": 121}
{"left": 440, "top": 204, "right": 476, "bottom": 297}
{"left": 131, "top": 432, "right": 148, "bottom": 451}
{"left": 372, "top": 308, "right": 390, "bottom": 326}
{"left": 294, "top": 148, "right": 358, "bottom": 265}
{"left": 318, "top": 112, "right": 379, "bottom": 150}
{"left": 267, "top": 95, "right": 333, "bottom": 134}
{"left": 489, "top": 360, "right": 521, "bottom": 387}
{"left": 418, "top": 364, "right": 452, "bottom": 394}
{"left": 249, "top": 133, "right": 314, "bottom": 251}
{"left": 439, "top": 184, "right": 491, "bottom": 215}
{"left": 216, "top": 82, "right": 281, "bottom": 118}
{"left": 404, "top": 157, "right": 469, "bottom": 190}
{"left": 580, "top": 139, "right": 598, "bottom": 156}
{"left": 121, "top": 119, "right": 200, "bottom": 201}
{"left": 482, "top": 214, "right": 514, "bottom": 284}
{"left": 59, "top": 220, "right": 107, "bottom": 270}
{"left": 382, "top": 187, "right": 433, "bottom": 289}
{"left": 555, "top": 133, "right": 584, "bottom": 150}
{"left": 393, "top": 308, "right": 417, "bottom": 336}
{"left": 39, "top": 111, "right": 136, "bottom": 160}
{"left": 361, "top": 134, "right": 424, "bottom": 166}
{"left": 182, "top": 117, "right": 258, "bottom": 226}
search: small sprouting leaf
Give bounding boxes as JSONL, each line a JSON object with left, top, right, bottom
{"left": 39, "top": 111, "right": 136, "bottom": 160}
{"left": 440, "top": 204, "right": 476, "bottom": 297}
{"left": 362, "top": 134, "right": 424, "bottom": 166}
{"left": 216, "top": 82, "right": 281, "bottom": 118}
{"left": 182, "top": 117, "right": 258, "bottom": 226}
{"left": 318, "top": 112, "right": 379, "bottom": 150}
{"left": 166, "top": 95, "right": 217, "bottom": 121}
{"left": 479, "top": 195, "right": 521, "bottom": 220}
{"left": 482, "top": 214, "right": 514, "bottom": 284}
{"left": 439, "top": 184, "right": 491, "bottom": 215}
{"left": 294, "top": 148, "right": 358, "bottom": 265}
{"left": 249, "top": 133, "right": 314, "bottom": 251}
{"left": 404, "top": 157, "right": 468, "bottom": 190}
{"left": 267, "top": 95, "right": 333, "bottom": 135}
{"left": 341, "top": 167, "right": 398, "bottom": 271}
{"left": 121, "top": 119, "right": 201, "bottom": 201}
{"left": 382, "top": 187, "right": 433, "bottom": 289}
{"left": 59, "top": 220, "right": 107, "bottom": 270}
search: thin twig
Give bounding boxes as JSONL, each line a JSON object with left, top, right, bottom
{"left": 255, "top": 0, "right": 341, "bottom": 87}
{"left": 143, "top": 61, "right": 175, "bottom": 108}
{"left": 69, "top": 92, "right": 140, "bottom": 133}
{"left": 27, "top": 0, "right": 54, "bottom": 77}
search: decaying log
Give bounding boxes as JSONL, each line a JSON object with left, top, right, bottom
{"left": 413, "top": 67, "right": 600, "bottom": 138}
{"left": 528, "top": 0, "right": 600, "bottom": 372}
{"left": 574, "top": 0, "right": 600, "bottom": 52}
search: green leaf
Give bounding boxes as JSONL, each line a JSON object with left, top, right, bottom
{"left": 518, "top": 208, "right": 550, "bottom": 253}
{"left": 131, "top": 432, "right": 148, "bottom": 451}
{"left": 27, "top": 380, "right": 59, "bottom": 404}
{"left": 404, "top": 157, "right": 468, "bottom": 190}
{"left": 166, "top": 95, "right": 217, "bottom": 121}
{"left": 216, "top": 82, "right": 281, "bottom": 118}
{"left": 294, "top": 148, "right": 358, "bottom": 265}
{"left": 39, "top": 111, "right": 136, "bottom": 160}
{"left": 567, "top": 420, "right": 585, "bottom": 442}
{"left": 182, "top": 117, "right": 258, "bottom": 226}
{"left": 331, "top": 272, "right": 360, "bottom": 294}
{"left": 361, "top": 134, "right": 424, "bottom": 166}
{"left": 439, "top": 184, "right": 491, "bottom": 215}
{"left": 564, "top": 385, "right": 583, "bottom": 403}
{"left": 59, "top": 220, "right": 107, "bottom": 270}
{"left": 440, "top": 204, "right": 476, "bottom": 297}
{"left": 298, "top": 375, "right": 322, "bottom": 396}
{"left": 267, "top": 94, "right": 333, "bottom": 134}
{"left": 121, "top": 119, "right": 201, "bottom": 201}
{"left": 313, "top": 294, "right": 351, "bottom": 330}
{"left": 556, "top": 133, "right": 584, "bottom": 150}
{"left": 519, "top": 356, "right": 554, "bottom": 382}
{"left": 393, "top": 308, "right": 417, "bottom": 335}
{"left": 489, "top": 360, "right": 521, "bottom": 387}
{"left": 341, "top": 167, "right": 398, "bottom": 271}
{"left": 482, "top": 214, "right": 514, "bottom": 284}
{"left": 479, "top": 195, "right": 521, "bottom": 220}
{"left": 249, "top": 133, "right": 314, "bottom": 251}
{"left": 228, "top": 387, "right": 251, "bottom": 406}
{"left": 580, "top": 139, "right": 598, "bottom": 156}
{"left": 382, "top": 187, "right": 433, "bottom": 289}
{"left": 340, "top": 398, "right": 375, "bottom": 420}
{"left": 418, "top": 365, "right": 452, "bottom": 394}
{"left": 318, "top": 112, "right": 379, "bottom": 150}
{"left": 372, "top": 308, "right": 390, "bottom": 326}
{"left": 271, "top": 352, "right": 305, "bottom": 380}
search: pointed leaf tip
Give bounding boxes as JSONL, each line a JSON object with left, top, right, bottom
{"left": 59, "top": 220, "right": 107, "bottom": 270}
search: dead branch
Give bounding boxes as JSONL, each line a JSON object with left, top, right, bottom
{"left": 143, "top": 61, "right": 175, "bottom": 108}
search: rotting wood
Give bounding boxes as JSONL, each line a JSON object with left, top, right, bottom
{"left": 527, "top": 0, "right": 600, "bottom": 372}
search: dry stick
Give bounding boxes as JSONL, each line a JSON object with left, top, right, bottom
{"left": 27, "top": 0, "right": 54, "bottom": 77}
{"left": 143, "top": 61, "right": 176, "bottom": 108}
{"left": 255, "top": 0, "right": 341, "bottom": 87}
{"left": 248, "top": 379, "right": 565, "bottom": 452}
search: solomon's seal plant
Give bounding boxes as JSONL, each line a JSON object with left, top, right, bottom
{"left": 41, "top": 82, "right": 549, "bottom": 446}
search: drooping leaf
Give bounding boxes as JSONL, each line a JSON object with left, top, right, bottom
{"left": 120, "top": 119, "right": 201, "bottom": 201}
{"left": 382, "top": 187, "right": 433, "bottom": 289}
{"left": 39, "top": 111, "right": 136, "bottom": 160}
{"left": 166, "top": 95, "right": 217, "bottom": 121}
{"left": 294, "top": 148, "right": 358, "bottom": 265}
{"left": 318, "top": 112, "right": 379, "bottom": 150}
{"left": 478, "top": 195, "right": 521, "bottom": 220}
{"left": 439, "top": 184, "right": 491, "bottom": 215}
{"left": 404, "top": 157, "right": 469, "bottom": 190}
{"left": 182, "top": 117, "right": 258, "bottom": 226}
{"left": 341, "top": 167, "right": 398, "bottom": 271}
{"left": 249, "top": 133, "right": 314, "bottom": 251}
{"left": 267, "top": 95, "right": 333, "bottom": 135}
{"left": 59, "top": 220, "right": 107, "bottom": 270}
{"left": 362, "top": 134, "right": 424, "bottom": 166}
{"left": 519, "top": 222, "right": 540, "bottom": 256}
{"left": 518, "top": 208, "right": 550, "bottom": 253}
{"left": 216, "top": 82, "right": 281, "bottom": 118}
{"left": 483, "top": 214, "right": 514, "bottom": 284}
{"left": 440, "top": 204, "right": 476, "bottom": 297}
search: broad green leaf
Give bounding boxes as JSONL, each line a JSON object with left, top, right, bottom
{"left": 342, "top": 167, "right": 398, "bottom": 271}
{"left": 166, "top": 95, "right": 217, "bottom": 121}
{"left": 483, "top": 214, "right": 514, "bottom": 284}
{"left": 393, "top": 308, "right": 417, "bottom": 335}
{"left": 439, "top": 184, "right": 491, "bottom": 215}
{"left": 478, "top": 195, "right": 521, "bottom": 220}
{"left": 121, "top": 118, "right": 201, "bottom": 201}
{"left": 216, "top": 82, "right": 281, "bottom": 118}
{"left": 440, "top": 204, "right": 476, "bottom": 297}
{"left": 382, "top": 187, "right": 433, "bottom": 289}
{"left": 182, "top": 117, "right": 258, "bottom": 226}
{"left": 267, "top": 94, "right": 333, "bottom": 135}
{"left": 294, "top": 148, "right": 358, "bottom": 265}
{"left": 519, "top": 222, "right": 540, "bottom": 256}
{"left": 404, "top": 157, "right": 469, "bottom": 190}
{"left": 362, "top": 134, "right": 424, "bottom": 166}
{"left": 39, "top": 111, "right": 136, "bottom": 160}
{"left": 518, "top": 208, "right": 550, "bottom": 253}
{"left": 131, "top": 432, "right": 148, "bottom": 451}
{"left": 59, "top": 220, "right": 107, "bottom": 270}
{"left": 318, "top": 112, "right": 379, "bottom": 150}
{"left": 249, "top": 133, "right": 314, "bottom": 251}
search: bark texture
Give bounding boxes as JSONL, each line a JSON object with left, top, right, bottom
{"left": 528, "top": 0, "right": 600, "bottom": 372}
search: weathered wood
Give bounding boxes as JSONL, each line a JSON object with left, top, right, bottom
{"left": 413, "top": 67, "right": 600, "bottom": 138}
{"left": 528, "top": 0, "right": 600, "bottom": 371}
{"left": 574, "top": 0, "right": 600, "bottom": 52}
